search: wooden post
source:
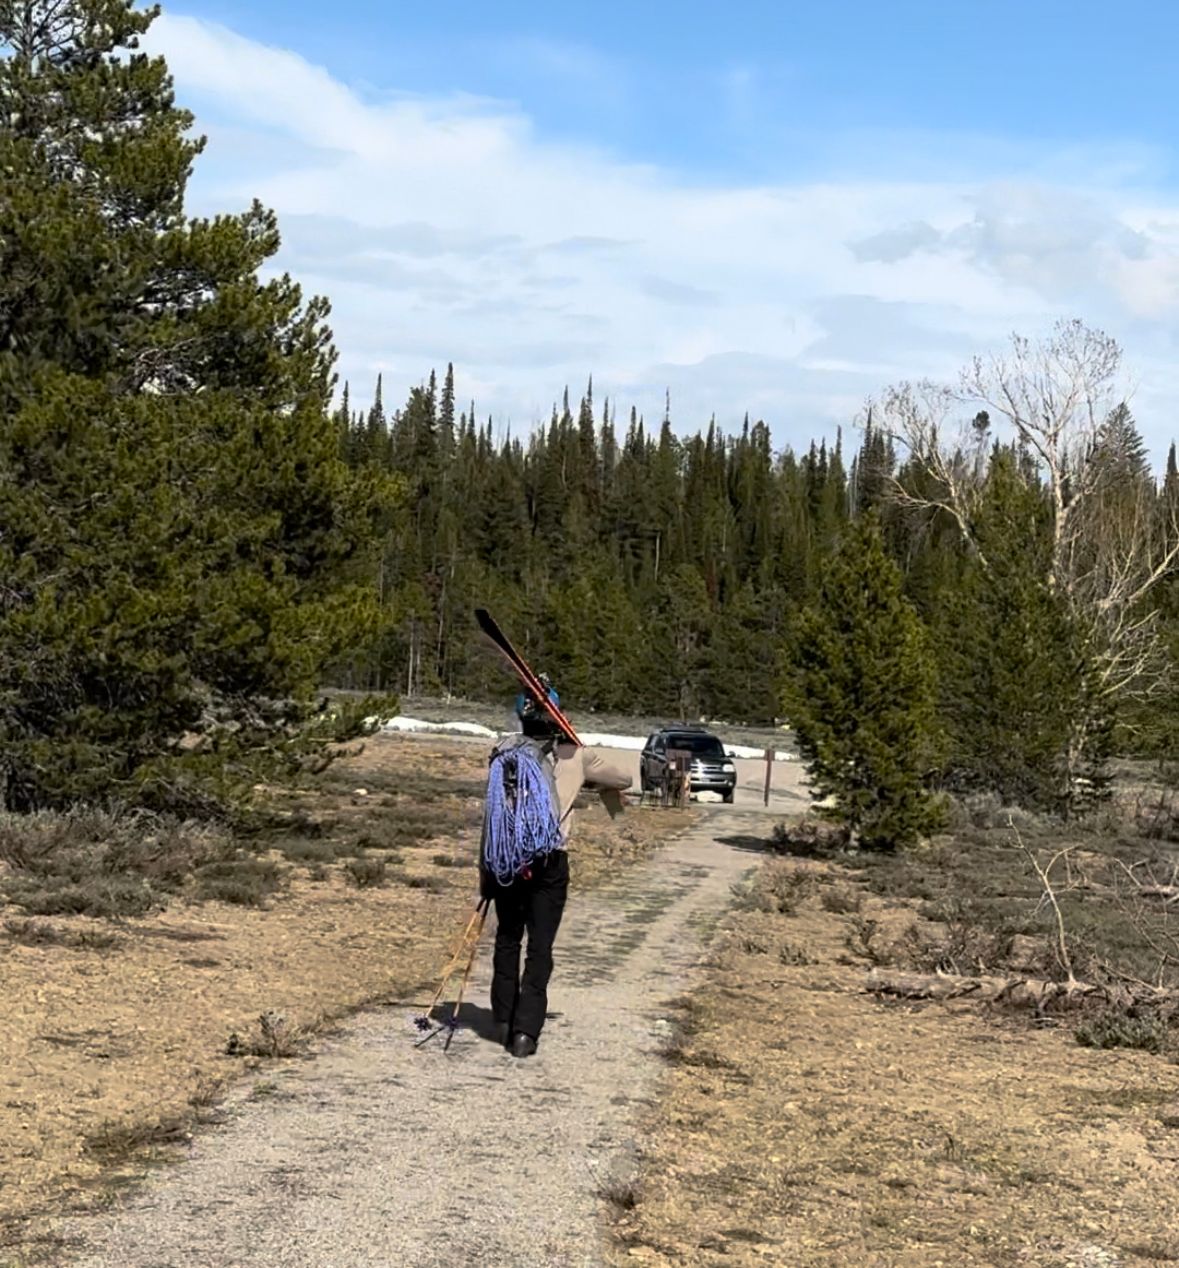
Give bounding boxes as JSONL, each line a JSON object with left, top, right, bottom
{"left": 764, "top": 748, "right": 774, "bottom": 807}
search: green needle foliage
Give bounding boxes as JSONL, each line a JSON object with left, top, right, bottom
{"left": 785, "top": 515, "right": 942, "bottom": 850}
{"left": 936, "top": 451, "right": 1110, "bottom": 812}
{"left": 0, "top": 2, "right": 398, "bottom": 811}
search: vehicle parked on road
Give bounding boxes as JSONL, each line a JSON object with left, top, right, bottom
{"left": 639, "top": 726, "right": 737, "bottom": 804}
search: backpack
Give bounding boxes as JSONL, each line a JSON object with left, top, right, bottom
{"left": 479, "top": 735, "right": 564, "bottom": 887}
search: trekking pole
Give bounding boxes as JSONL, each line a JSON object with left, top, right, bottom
{"left": 443, "top": 899, "right": 490, "bottom": 1051}
{"left": 414, "top": 896, "right": 490, "bottom": 1049}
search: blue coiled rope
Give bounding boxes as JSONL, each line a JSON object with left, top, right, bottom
{"left": 482, "top": 746, "right": 563, "bottom": 885}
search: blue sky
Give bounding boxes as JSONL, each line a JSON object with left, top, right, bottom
{"left": 154, "top": 1, "right": 1179, "bottom": 459}
{"left": 180, "top": 1, "right": 1179, "bottom": 179}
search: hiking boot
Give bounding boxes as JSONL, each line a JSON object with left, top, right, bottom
{"left": 510, "top": 1032, "right": 538, "bottom": 1059}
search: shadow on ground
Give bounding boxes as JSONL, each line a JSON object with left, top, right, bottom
{"left": 451, "top": 1001, "right": 501, "bottom": 1043}
{"left": 714, "top": 834, "right": 775, "bottom": 855}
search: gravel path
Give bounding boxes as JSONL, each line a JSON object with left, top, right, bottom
{"left": 55, "top": 807, "right": 781, "bottom": 1268}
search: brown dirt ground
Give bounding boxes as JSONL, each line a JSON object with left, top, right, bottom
{"left": 0, "top": 734, "right": 687, "bottom": 1253}
{"left": 612, "top": 851, "right": 1179, "bottom": 1268}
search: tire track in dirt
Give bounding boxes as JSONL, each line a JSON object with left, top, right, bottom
{"left": 52, "top": 812, "right": 771, "bottom": 1268}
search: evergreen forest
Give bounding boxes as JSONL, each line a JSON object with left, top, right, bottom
{"left": 332, "top": 361, "right": 1179, "bottom": 814}
{"left": 3, "top": 1, "right": 1178, "bottom": 835}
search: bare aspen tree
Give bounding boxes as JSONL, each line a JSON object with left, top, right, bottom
{"left": 876, "top": 320, "right": 1179, "bottom": 783}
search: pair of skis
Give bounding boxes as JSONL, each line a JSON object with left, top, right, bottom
{"left": 474, "top": 608, "right": 582, "bottom": 748}
{"left": 414, "top": 610, "right": 579, "bottom": 1051}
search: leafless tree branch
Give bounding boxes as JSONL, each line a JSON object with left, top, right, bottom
{"left": 1011, "top": 818, "right": 1078, "bottom": 985}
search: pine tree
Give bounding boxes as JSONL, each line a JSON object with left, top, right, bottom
{"left": 1097, "top": 404, "right": 1149, "bottom": 482}
{"left": 938, "top": 450, "right": 1109, "bottom": 811}
{"left": 785, "top": 515, "right": 941, "bottom": 849}
{"left": 439, "top": 363, "right": 455, "bottom": 432}
{"left": 576, "top": 377, "right": 597, "bottom": 514}
{"left": 333, "top": 381, "right": 352, "bottom": 458}
{"left": 649, "top": 564, "right": 712, "bottom": 718}
{"left": 708, "top": 581, "right": 777, "bottom": 722}
{"left": 852, "top": 411, "right": 894, "bottom": 516}
{"left": 545, "top": 555, "right": 642, "bottom": 711}
{"left": 0, "top": 2, "right": 396, "bottom": 810}
{"left": 362, "top": 373, "right": 388, "bottom": 464}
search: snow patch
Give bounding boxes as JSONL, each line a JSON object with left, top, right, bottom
{"left": 727, "top": 743, "right": 795, "bottom": 762}
{"left": 577, "top": 732, "right": 647, "bottom": 751}
{"left": 381, "top": 715, "right": 499, "bottom": 739}
{"left": 377, "top": 717, "right": 795, "bottom": 760}
{"left": 580, "top": 732, "right": 791, "bottom": 760}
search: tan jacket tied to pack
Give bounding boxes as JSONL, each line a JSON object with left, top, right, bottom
{"left": 551, "top": 741, "right": 632, "bottom": 839}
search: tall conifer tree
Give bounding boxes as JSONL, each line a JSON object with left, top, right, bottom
{"left": 0, "top": 1, "right": 395, "bottom": 810}
{"left": 785, "top": 516, "right": 941, "bottom": 849}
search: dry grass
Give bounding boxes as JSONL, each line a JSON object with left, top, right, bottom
{"left": 612, "top": 814, "right": 1179, "bottom": 1266}
{"left": 0, "top": 733, "right": 680, "bottom": 1248}
{"left": 83, "top": 1116, "right": 193, "bottom": 1164}
{"left": 599, "top": 1177, "right": 642, "bottom": 1212}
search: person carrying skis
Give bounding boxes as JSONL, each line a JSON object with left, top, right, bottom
{"left": 482, "top": 719, "right": 631, "bottom": 1059}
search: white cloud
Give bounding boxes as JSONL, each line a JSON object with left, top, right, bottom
{"left": 153, "top": 12, "right": 1179, "bottom": 462}
{"left": 851, "top": 221, "right": 942, "bottom": 264}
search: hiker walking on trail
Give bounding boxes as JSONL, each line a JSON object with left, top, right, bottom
{"left": 482, "top": 730, "right": 631, "bottom": 1059}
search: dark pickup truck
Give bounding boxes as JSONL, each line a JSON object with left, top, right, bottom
{"left": 639, "top": 726, "right": 737, "bottom": 804}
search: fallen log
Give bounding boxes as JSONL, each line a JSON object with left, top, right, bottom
{"left": 863, "top": 968, "right": 1177, "bottom": 1014}
{"left": 864, "top": 969, "right": 996, "bottom": 1001}
{"left": 864, "top": 968, "right": 1104, "bottom": 1008}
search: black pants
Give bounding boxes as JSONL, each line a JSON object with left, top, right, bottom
{"left": 490, "top": 851, "right": 569, "bottom": 1041}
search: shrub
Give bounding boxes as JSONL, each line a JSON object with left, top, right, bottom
{"left": 280, "top": 838, "right": 341, "bottom": 864}
{"left": 344, "top": 856, "right": 388, "bottom": 889}
{"left": 733, "top": 864, "right": 813, "bottom": 915}
{"left": 1075, "top": 1010, "right": 1168, "bottom": 1053}
{"left": 401, "top": 872, "right": 446, "bottom": 893}
{"left": 820, "top": 886, "right": 863, "bottom": 915}
{"left": 598, "top": 1178, "right": 640, "bottom": 1211}
{"left": 194, "top": 857, "right": 284, "bottom": 907}
{"left": 3, "top": 917, "right": 119, "bottom": 950}
{"left": 84, "top": 1115, "right": 191, "bottom": 1161}
{"left": 770, "top": 819, "right": 848, "bottom": 857}
{"left": 225, "top": 1010, "right": 307, "bottom": 1059}
{"left": 0, "top": 808, "right": 232, "bottom": 917}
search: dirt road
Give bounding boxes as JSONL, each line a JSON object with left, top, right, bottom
{"left": 52, "top": 756, "right": 808, "bottom": 1267}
